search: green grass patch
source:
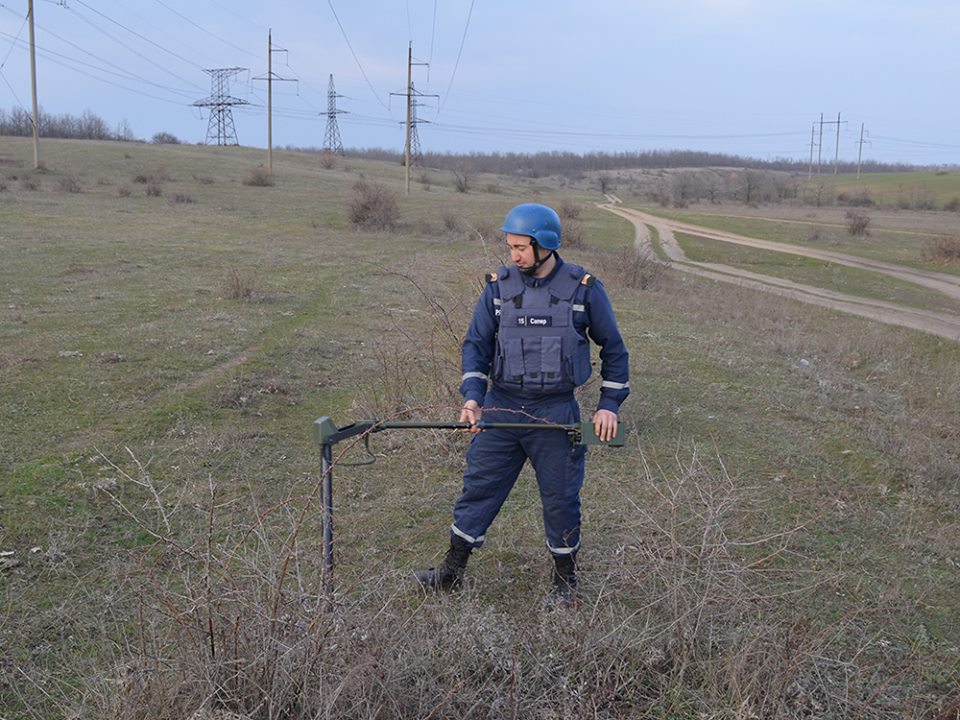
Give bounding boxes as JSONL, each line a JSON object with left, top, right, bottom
{"left": 674, "top": 230, "right": 960, "bottom": 314}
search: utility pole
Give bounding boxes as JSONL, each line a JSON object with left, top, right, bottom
{"left": 253, "top": 31, "right": 295, "bottom": 175}
{"left": 833, "top": 111, "right": 841, "bottom": 176}
{"left": 27, "top": 0, "right": 40, "bottom": 168}
{"left": 193, "top": 68, "right": 248, "bottom": 145}
{"left": 808, "top": 123, "right": 816, "bottom": 178}
{"left": 817, "top": 113, "right": 824, "bottom": 175}
{"left": 856, "top": 122, "right": 868, "bottom": 180}
{"left": 391, "top": 43, "right": 436, "bottom": 194}
{"left": 816, "top": 112, "right": 844, "bottom": 176}
{"left": 321, "top": 74, "right": 346, "bottom": 155}
{"left": 404, "top": 43, "right": 413, "bottom": 194}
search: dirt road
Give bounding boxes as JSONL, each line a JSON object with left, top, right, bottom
{"left": 600, "top": 199, "right": 960, "bottom": 342}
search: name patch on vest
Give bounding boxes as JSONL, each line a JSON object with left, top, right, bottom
{"left": 516, "top": 315, "right": 553, "bottom": 327}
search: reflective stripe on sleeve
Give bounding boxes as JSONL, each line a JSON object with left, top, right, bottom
{"left": 601, "top": 380, "right": 629, "bottom": 390}
{"left": 462, "top": 371, "right": 488, "bottom": 382}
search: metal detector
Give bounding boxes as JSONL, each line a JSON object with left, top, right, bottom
{"left": 312, "top": 416, "right": 624, "bottom": 590}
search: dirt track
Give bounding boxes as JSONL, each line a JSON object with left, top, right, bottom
{"left": 600, "top": 198, "right": 960, "bottom": 342}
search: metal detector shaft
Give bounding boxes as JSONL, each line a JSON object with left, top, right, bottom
{"left": 312, "top": 415, "right": 624, "bottom": 590}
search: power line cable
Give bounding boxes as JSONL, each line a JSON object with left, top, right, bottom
{"left": 0, "top": 4, "right": 27, "bottom": 69}
{"left": 151, "top": 0, "right": 259, "bottom": 60}
{"left": 68, "top": 2, "right": 207, "bottom": 95}
{"left": 438, "top": 0, "right": 473, "bottom": 113}
{"left": 326, "top": 0, "right": 390, "bottom": 112}
{"left": 202, "top": 0, "right": 263, "bottom": 30}
{"left": 72, "top": 0, "right": 205, "bottom": 73}
{"left": 0, "top": 26, "right": 198, "bottom": 101}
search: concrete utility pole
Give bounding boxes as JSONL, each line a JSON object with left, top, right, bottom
{"left": 391, "top": 43, "right": 436, "bottom": 194}
{"left": 808, "top": 123, "right": 816, "bottom": 178}
{"left": 833, "top": 111, "right": 841, "bottom": 176}
{"left": 817, "top": 113, "right": 824, "bottom": 175}
{"left": 27, "top": 0, "right": 40, "bottom": 168}
{"left": 252, "top": 31, "right": 295, "bottom": 175}
{"left": 404, "top": 43, "right": 413, "bottom": 194}
{"left": 856, "top": 122, "right": 868, "bottom": 180}
{"left": 816, "top": 113, "right": 844, "bottom": 175}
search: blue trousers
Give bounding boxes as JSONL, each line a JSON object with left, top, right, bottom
{"left": 451, "top": 389, "right": 587, "bottom": 556}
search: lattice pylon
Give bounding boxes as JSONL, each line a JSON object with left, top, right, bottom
{"left": 193, "top": 68, "right": 249, "bottom": 146}
{"left": 322, "top": 74, "right": 346, "bottom": 154}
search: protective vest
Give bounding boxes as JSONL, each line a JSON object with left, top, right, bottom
{"left": 492, "top": 263, "right": 592, "bottom": 394}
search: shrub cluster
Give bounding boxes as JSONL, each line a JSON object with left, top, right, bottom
{"left": 349, "top": 178, "right": 399, "bottom": 230}
{"left": 242, "top": 165, "right": 274, "bottom": 187}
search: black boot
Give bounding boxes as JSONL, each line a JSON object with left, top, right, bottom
{"left": 413, "top": 537, "right": 472, "bottom": 591}
{"left": 548, "top": 554, "right": 578, "bottom": 606}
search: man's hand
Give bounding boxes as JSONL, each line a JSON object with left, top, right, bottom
{"left": 593, "top": 409, "right": 619, "bottom": 443}
{"left": 460, "top": 400, "right": 483, "bottom": 434}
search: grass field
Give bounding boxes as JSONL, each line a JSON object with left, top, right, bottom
{"left": 2, "top": 137, "right": 959, "bottom": 718}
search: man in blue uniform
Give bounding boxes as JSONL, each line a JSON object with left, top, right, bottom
{"left": 414, "top": 202, "right": 630, "bottom": 602}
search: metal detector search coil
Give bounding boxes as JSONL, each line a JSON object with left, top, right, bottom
{"left": 312, "top": 415, "right": 624, "bottom": 591}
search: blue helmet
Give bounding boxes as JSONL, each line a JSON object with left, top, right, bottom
{"left": 500, "top": 203, "right": 562, "bottom": 250}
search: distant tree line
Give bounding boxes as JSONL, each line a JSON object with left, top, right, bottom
{"left": 333, "top": 147, "right": 923, "bottom": 177}
{"left": 0, "top": 105, "right": 932, "bottom": 175}
{"left": 0, "top": 106, "right": 137, "bottom": 142}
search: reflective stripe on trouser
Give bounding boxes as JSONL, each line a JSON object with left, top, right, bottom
{"left": 451, "top": 391, "right": 587, "bottom": 556}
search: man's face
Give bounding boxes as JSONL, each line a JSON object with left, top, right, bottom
{"left": 506, "top": 233, "right": 536, "bottom": 270}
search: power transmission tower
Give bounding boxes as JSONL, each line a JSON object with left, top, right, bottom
{"left": 408, "top": 82, "right": 428, "bottom": 167}
{"left": 193, "top": 68, "right": 248, "bottom": 146}
{"left": 321, "top": 74, "right": 346, "bottom": 155}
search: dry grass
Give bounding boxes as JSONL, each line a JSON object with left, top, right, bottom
{"left": 2, "top": 138, "right": 958, "bottom": 720}
{"left": 56, "top": 446, "right": 947, "bottom": 719}
{"left": 242, "top": 165, "right": 274, "bottom": 187}
{"left": 923, "top": 236, "right": 960, "bottom": 265}
{"left": 222, "top": 268, "right": 256, "bottom": 300}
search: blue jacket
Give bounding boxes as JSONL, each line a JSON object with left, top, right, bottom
{"left": 460, "top": 256, "right": 630, "bottom": 414}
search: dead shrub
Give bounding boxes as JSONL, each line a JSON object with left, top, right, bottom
{"left": 318, "top": 151, "right": 337, "bottom": 170}
{"left": 242, "top": 165, "right": 274, "bottom": 187}
{"left": 0, "top": 181, "right": 7, "bottom": 192}
{"left": 145, "top": 183, "right": 163, "bottom": 197}
{"left": 170, "top": 193, "right": 195, "bottom": 205}
{"left": 76, "top": 446, "right": 925, "bottom": 719}
{"left": 601, "top": 246, "right": 665, "bottom": 290}
{"left": 944, "top": 196, "right": 960, "bottom": 212}
{"left": 58, "top": 176, "right": 82, "bottom": 193}
{"left": 222, "top": 268, "right": 256, "bottom": 300}
{"left": 561, "top": 217, "right": 585, "bottom": 248}
{"left": 116, "top": 185, "right": 131, "bottom": 198}
{"left": 442, "top": 211, "right": 460, "bottom": 233}
{"left": 845, "top": 209, "right": 870, "bottom": 236}
{"left": 559, "top": 198, "right": 582, "bottom": 220}
{"left": 19, "top": 176, "right": 40, "bottom": 191}
{"left": 452, "top": 169, "right": 469, "bottom": 193}
{"left": 349, "top": 178, "right": 399, "bottom": 230}
{"left": 923, "top": 236, "right": 960, "bottom": 265}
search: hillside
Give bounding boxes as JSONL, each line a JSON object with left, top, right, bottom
{"left": 1, "top": 137, "right": 958, "bottom": 718}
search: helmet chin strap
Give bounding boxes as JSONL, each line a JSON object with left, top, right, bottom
{"left": 519, "top": 241, "right": 554, "bottom": 276}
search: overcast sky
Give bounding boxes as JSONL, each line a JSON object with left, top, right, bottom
{"left": 1, "top": 0, "right": 958, "bottom": 164}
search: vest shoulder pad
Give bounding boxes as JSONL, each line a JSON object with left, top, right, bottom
{"left": 580, "top": 273, "right": 596, "bottom": 287}
{"left": 485, "top": 272, "right": 498, "bottom": 284}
